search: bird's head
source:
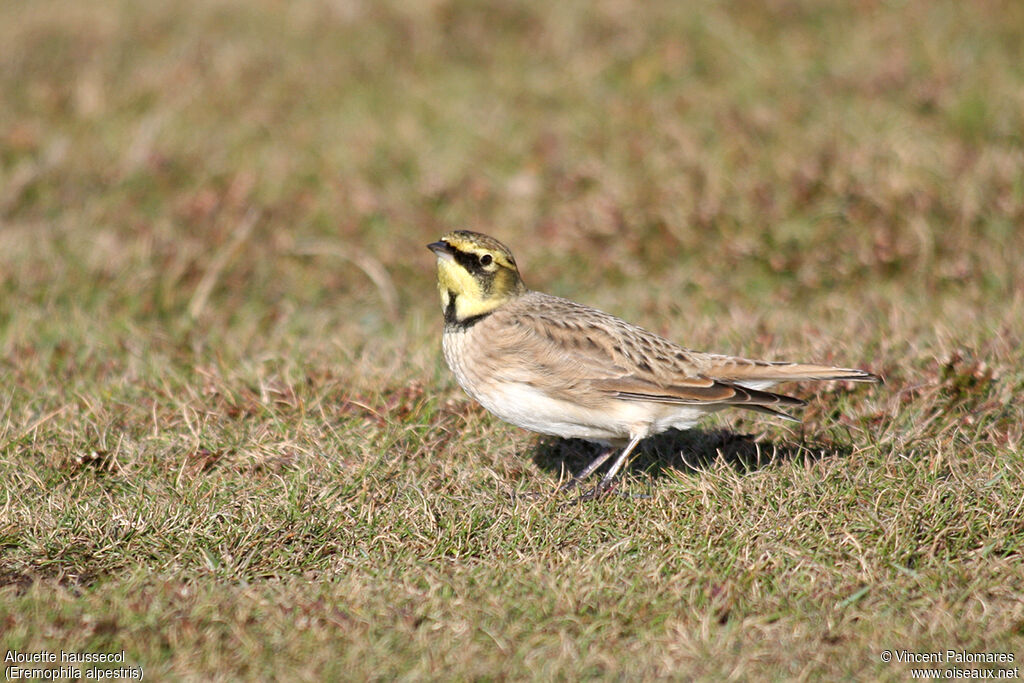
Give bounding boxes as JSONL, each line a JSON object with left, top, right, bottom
{"left": 427, "top": 230, "right": 526, "bottom": 325}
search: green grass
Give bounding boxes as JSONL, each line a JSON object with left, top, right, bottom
{"left": 2, "top": 0, "right": 1023, "bottom": 679}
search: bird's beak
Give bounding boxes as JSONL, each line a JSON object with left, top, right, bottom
{"left": 427, "top": 241, "right": 454, "bottom": 261}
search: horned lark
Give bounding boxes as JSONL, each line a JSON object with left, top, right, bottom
{"left": 428, "top": 230, "right": 880, "bottom": 494}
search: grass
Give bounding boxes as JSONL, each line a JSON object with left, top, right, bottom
{"left": 2, "top": 0, "right": 1023, "bottom": 679}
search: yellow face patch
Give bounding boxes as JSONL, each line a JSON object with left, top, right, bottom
{"left": 429, "top": 231, "right": 526, "bottom": 325}
{"left": 436, "top": 256, "right": 487, "bottom": 317}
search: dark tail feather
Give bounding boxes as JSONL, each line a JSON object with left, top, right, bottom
{"left": 740, "top": 404, "right": 802, "bottom": 423}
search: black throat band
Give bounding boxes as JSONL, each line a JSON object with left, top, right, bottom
{"left": 443, "top": 290, "right": 491, "bottom": 330}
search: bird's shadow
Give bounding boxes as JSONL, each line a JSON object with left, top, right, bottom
{"left": 530, "top": 428, "right": 852, "bottom": 485}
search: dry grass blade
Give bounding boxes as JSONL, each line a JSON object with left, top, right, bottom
{"left": 292, "top": 241, "right": 400, "bottom": 323}
{"left": 187, "top": 208, "right": 261, "bottom": 320}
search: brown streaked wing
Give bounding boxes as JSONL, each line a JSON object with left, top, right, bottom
{"left": 492, "top": 292, "right": 808, "bottom": 408}
{"left": 600, "top": 379, "right": 807, "bottom": 408}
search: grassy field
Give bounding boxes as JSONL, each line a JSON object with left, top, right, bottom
{"left": 2, "top": 0, "right": 1023, "bottom": 679}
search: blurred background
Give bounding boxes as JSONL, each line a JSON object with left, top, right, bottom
{"left": 0, "top": 0, "right": 1022, "bottom": 433}
{"left": 3, "top": 0, "right": 1022, "bottom": 371}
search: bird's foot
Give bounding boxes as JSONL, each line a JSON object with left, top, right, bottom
{"left": 558, "top": 481, "right": 651, "bottom": 507}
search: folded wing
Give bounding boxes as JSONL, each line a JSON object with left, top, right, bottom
{"left": 496, "top": 292, "right": 879, "bottom": 420}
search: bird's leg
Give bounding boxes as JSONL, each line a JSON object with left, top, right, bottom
{"left": 558, "top": 446, "right": 615, "bottom": 492}
{"left": 595, "top": 434, "right": 644, "bottom": 492}
{"left": 559, "top": 436, "right": 650, "bottom": 504}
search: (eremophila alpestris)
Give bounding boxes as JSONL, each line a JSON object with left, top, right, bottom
{"left": 428, "top": 230, "right": 880, "bottom": 495}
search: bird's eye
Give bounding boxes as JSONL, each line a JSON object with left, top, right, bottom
{"left": 480, "top": 254, "right": 493, "bottom": 266}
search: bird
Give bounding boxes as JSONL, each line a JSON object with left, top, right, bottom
{"left": 427, "top": 230, "right": 880, "bottom": 496}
